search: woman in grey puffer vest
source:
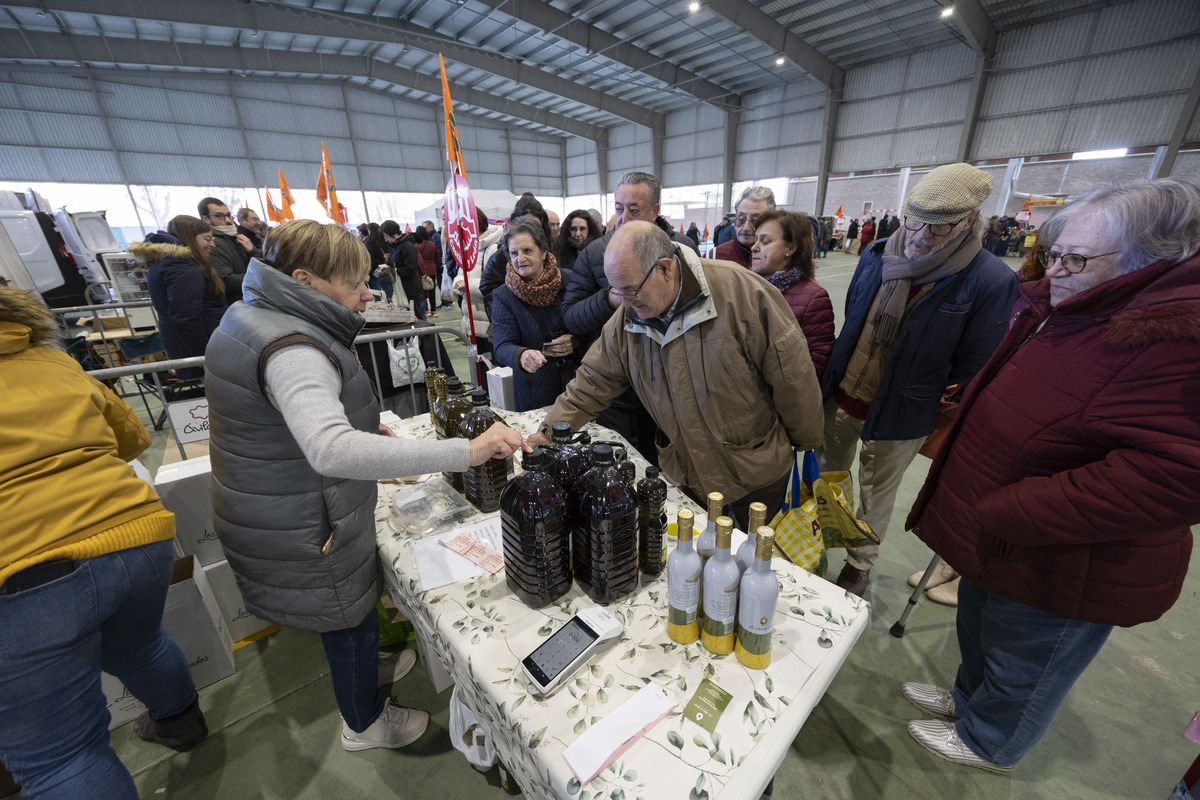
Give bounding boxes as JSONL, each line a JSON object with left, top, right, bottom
{"left": 205, "top": 220, "right": 526, "bottom": 753}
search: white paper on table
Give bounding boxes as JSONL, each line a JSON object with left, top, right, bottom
{"left": 410, "top": 515, "right": 504, "bottom": 591}
{"left": 562, "top": 683, "right": 676, "bottom": 785}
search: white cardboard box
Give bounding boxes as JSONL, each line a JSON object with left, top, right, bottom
{"left": 102, "top": 555, "right": 236, "bottom": 729}
{"left": 202, "top": 559, "right": 274, "bottom": 643}
{"left": 486, "top": 366, "right": 515, "bottom": 411}
{"left": 154, "top": 456, "right": 224, "bottom": 566}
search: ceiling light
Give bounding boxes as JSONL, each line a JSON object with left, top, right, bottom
{"left": 688, "top": 1, "right": 700, "bottom": 11}
{"left": 775, "top": 56, "right": 785, "bottom": 66}
{"left": 941, "top": 6, "right": 953, "bottom": 17}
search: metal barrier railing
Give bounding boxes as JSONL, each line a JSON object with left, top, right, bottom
{"left": 82, "top": 325, "right": 471, "bottom": 462}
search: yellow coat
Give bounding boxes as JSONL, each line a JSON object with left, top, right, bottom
{"left": 0, "top": 321, "right": 173, "bottom": 586}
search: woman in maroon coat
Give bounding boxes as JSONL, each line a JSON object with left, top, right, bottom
{"left": 413, "top": 226, "right": 440, "bottom": 317}
{"left": 902, "top": 178, "right": 1200, "bottom": 774}
{"left": 750, "top": 210, "right": 835, "bottom": 380}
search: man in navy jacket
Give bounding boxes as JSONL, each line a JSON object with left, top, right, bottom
{"left": 820, "top": 163, "right": 1019, "bottom": 596}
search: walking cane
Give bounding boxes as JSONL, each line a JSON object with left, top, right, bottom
{"left": 889, "top": 554, "right": 941, "bottom": 638}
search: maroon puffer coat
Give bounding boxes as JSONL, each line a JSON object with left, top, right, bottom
{"left": 781, "top": 280, "right": 835, "bottom": 381}
{"left": 907, "top": 253, "right": 1200, "bottom": 627}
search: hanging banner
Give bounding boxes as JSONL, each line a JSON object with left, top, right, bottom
{"left": 264, "top": 189, "right": 282, "bottom": 223}
{"left": 445, "top": 173, "right": 479, "bottom": 273}
{"left": 319, "top": 141, "right": 346, "bottom": 225}
{"left": 278, "top": 169, "right": 295, "bottom": 220}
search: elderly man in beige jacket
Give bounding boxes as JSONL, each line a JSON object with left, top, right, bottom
{"left": 531, "top": 221, "right": 823, "bottom": 528}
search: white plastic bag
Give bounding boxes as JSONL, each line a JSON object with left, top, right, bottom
{"left": 387, "top": 337, "right": 426, "bottom": 386}
{"left": 448, "top": 686, "right": 497, "bottom": 770}
{"left": 441, "top": 269, "right": 454, "bottom": 298}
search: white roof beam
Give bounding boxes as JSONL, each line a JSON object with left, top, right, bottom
{"left": 468, "top": 0, "right": 738, "bottom": 108}
{"left": 701, "top": 0, "right": 845, "bottom": 90}
{"left": 0, "top": 27, "right": 606, "bottom": 139}
{"left": 2, "top": 0, "right": 663, "bottom": 128}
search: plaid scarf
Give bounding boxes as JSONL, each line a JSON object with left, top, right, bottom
{"left": 767, "top": 266, "right": 808, "bottom": 293}
{"left": 505, "top": 252, "right": 561, "bottom": 307}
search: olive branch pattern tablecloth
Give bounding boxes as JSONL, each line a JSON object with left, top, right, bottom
{"left": 376, "top": 409, "right": 870, "bottom": 800}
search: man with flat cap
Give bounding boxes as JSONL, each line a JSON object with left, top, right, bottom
{"left": 821, "top": 163, "right": 1019, "bottom": 596}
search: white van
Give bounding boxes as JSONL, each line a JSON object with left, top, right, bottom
{"left": 0, "top": 191, "right": 64, "bottom": 295}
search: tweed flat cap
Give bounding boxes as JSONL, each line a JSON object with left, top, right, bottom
{"left": 902, "top": 163, "right": 993, "bottom": 224}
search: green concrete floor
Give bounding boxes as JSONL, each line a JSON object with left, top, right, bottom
{"left": 107, "top": 253, "right": 1199, "bottom": 799}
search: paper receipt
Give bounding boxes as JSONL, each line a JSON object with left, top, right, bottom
{"left": 441, "top": 532, "right": 505, "bottom": 573}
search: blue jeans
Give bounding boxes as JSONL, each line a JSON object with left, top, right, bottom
{"left": 319, "top": 607, "right": 384, "bottom": 732}
{"left": 411, "top": 295, "right": 427, "bottom": 321}
{"left": 951, "top": 578, "right": 1111, "bottom": 767}
{"left": 0, "top": 540, "right": 197, "bottom": 800}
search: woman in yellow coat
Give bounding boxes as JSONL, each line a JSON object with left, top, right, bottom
{"left": 0, "top": 287, "right": 205, "bottom": 799}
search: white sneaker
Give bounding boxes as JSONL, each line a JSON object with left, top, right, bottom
{"left": 902, "top": 682, "right": 959, "bottom": 720}
{"left": 907, "top": 720, "right": 1013, "bottom": 775}
{"left": 377, "top": 649, "right": 418, "bottom": 687}
{"left": 341, "top": 698, "right": 430, "bottom": 751}
{"left": 907, "top": 561, "right": 958, "bottom": 589}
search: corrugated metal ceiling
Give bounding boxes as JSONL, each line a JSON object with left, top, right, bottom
{"left": 0, "top": 0, "right": 1165, "bottom": 142}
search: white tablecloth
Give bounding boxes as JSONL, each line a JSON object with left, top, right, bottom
{"left": 376, "top": 409, "right": 870, "bottom": 800}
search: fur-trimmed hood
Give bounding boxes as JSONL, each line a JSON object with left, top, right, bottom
{"left": 129, "top": 240, "right": 193, "bottom": 263}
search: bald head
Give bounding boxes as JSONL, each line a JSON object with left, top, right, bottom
{"left": 605, "top": 221, "right": 680, "bottom": 320}
{"left": 547, "top": 210, "right": 560, "bottom": 239}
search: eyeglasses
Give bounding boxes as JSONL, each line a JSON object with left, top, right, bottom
{"left": 205, "top": 211, "right": 234, "bottom": 222}
{"left": 1036, "top": 248, "right": 1119, "bottom": 274}
{"left": 735, "top": 213, "right": 763, "bottom": 227}
{"left": 904, "top": 216, "right": 967, "bottom": 237}
{"left": 610, "top": 264, "right": 658, "bottom": 299}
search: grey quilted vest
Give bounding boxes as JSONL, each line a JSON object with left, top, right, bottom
{"left": 205, "top": 259, "right": 380, "bottom": 632}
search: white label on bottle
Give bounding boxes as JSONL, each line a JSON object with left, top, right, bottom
{"left": 668, "top": 568, "right": 701, "bottom": 623}
{"left": 704, "top": 580, "right": 737, "bottom": 635}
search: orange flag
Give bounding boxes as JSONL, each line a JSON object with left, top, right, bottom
{"left": 278, "top": 169, "right": 295, "bottom": 220}
{"left": 265, "top": 189, "right": 282, "bottom": 223}
{"left": 439, "top": 55, "right": 467, "bottom": 177}
{"left": 835, "top": 203, "right": 844, "bottom": 218}
{"left": 703, "top": 224, "right": 709, "bottom": 238}
{"left": 405, "top": 223, "right": 412, "bottom": 234}
{"left": 319, "top": 141, "right": 346, "bottom": 224}
{"left": 315, "top": 168, "right": 328, "bottom": 217}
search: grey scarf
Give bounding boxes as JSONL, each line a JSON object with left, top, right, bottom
{"left": 871, "top": 218, "right": 984, "bottom": 346}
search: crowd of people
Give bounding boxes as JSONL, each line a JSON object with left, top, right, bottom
{"left": 2, "top": 164, "right": 1197, "bottom": 797}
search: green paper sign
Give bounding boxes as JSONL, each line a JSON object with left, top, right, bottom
{"left": 682, "top": 678, "right": 733, "bottom": 733}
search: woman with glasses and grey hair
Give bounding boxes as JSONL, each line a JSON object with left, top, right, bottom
{"left": 901, "top": 178, "right": 1200, "bottom": 775}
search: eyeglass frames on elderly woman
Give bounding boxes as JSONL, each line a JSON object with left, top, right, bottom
{"left": 904, "top": 216, "right": 968, "bottom": 237}
{"left": 1035, "top": 248, "right": 1120, "bottom": 274}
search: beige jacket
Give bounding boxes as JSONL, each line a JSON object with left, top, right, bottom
{"left": 540, "top": 246, "right": 823, "bottom": 501}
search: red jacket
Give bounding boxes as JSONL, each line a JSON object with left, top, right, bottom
{"left": 417, "top": 240, "right": 439, "bottom": 278}
{"left": 907, "top": 253, "right": 1200, "bottom": 627}
{"left": 781, "top": 280, "right": 835, "bottom": 381}
{"left": 713, "top": 239, "right": 751, "bottom": 268}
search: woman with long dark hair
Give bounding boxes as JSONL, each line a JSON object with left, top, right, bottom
{"left": 555, "top": 209, "right": 602, "bottom": 273}
{"left": 131, "top": 214, "right": 226, "bottom": 379}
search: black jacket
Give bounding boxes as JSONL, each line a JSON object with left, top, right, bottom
{"left": 388, "top": 237, "right": 422, "bottom": 299}
{"left": 560, "top": 217, "right": 698, "bottom": 345}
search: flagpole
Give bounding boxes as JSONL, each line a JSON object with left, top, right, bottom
{"left": 439, "top": 53, "right": 483, "bottom": 388}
